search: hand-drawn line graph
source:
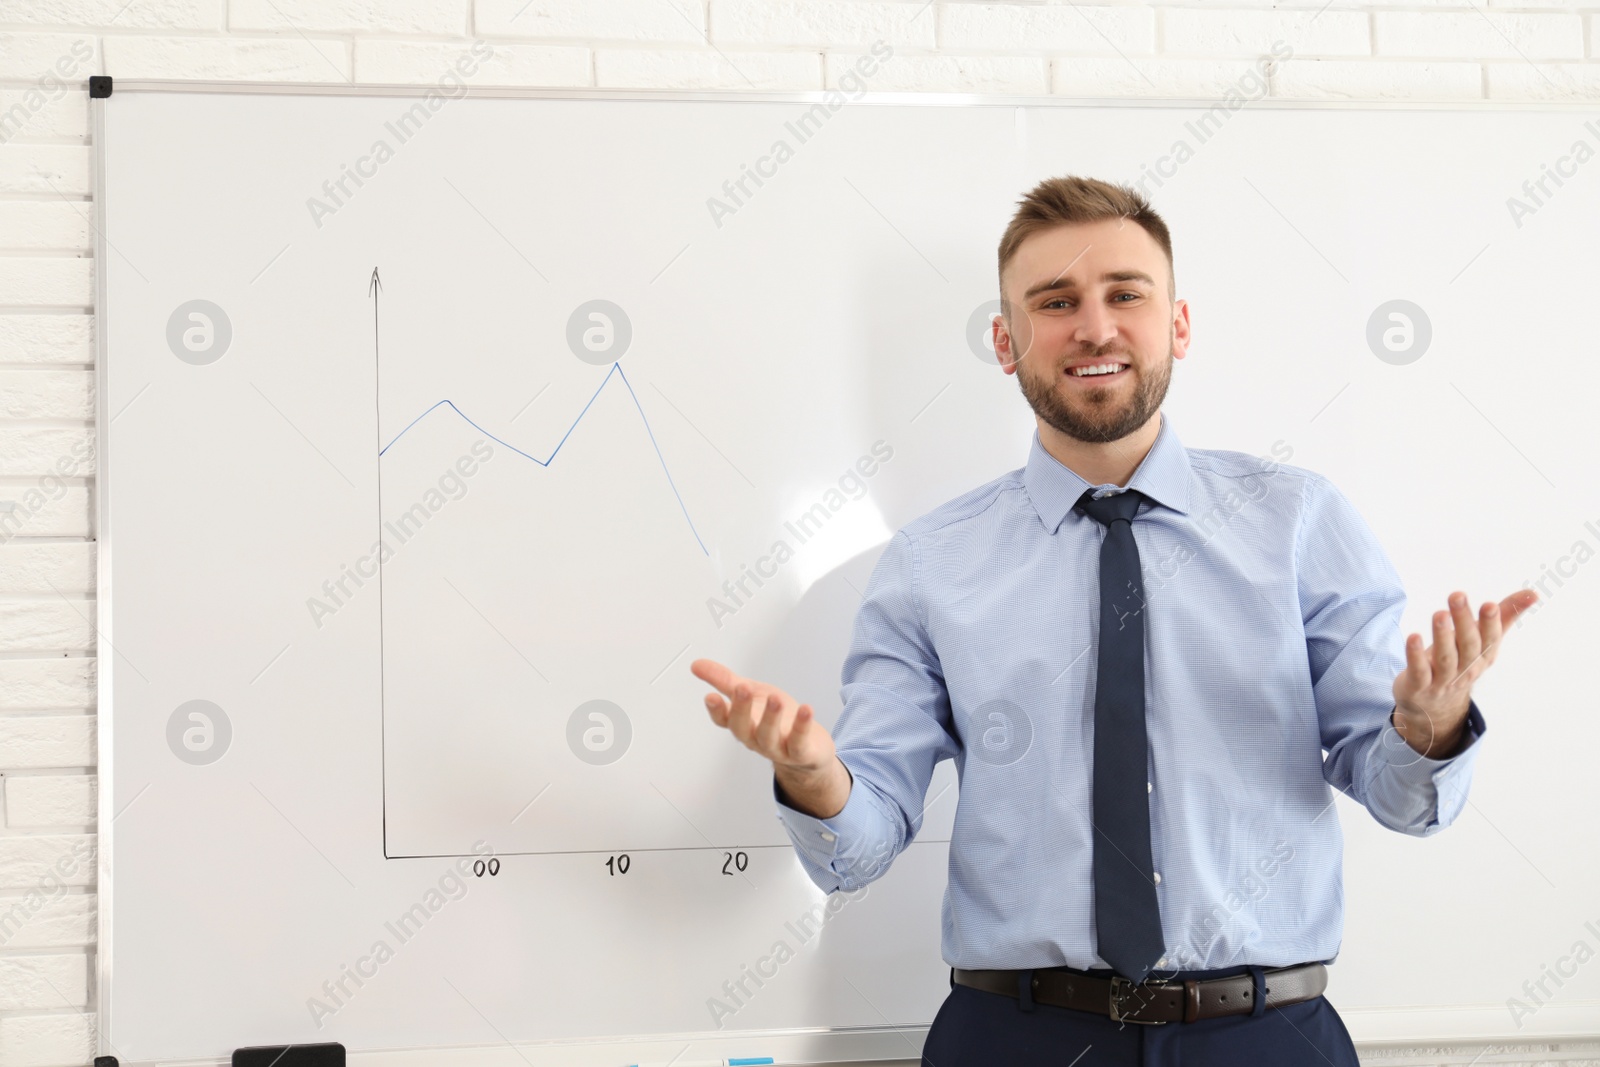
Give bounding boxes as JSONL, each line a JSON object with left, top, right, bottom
{"left": 370, "top": 269, "right": 709, "bottom": 555}
{"left": 371, "top": 266, "right": 722, "bottom": 860}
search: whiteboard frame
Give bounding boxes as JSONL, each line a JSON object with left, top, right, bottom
{"left": 91, "top": 80, "right": 1600, "bottom": 1064}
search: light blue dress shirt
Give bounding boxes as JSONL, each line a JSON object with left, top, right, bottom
{"left": 774, "top": 412, "right": 1485, "bottom": 972}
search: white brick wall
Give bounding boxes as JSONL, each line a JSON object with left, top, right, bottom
{"left": 3, "top": 3, "right": 1599, "bottom": 1065}
{"left": 5, "top": 776, "right": 96, "bottom": 828}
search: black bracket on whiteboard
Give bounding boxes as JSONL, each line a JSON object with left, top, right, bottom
{"left": 89, "top": 76, "right": 112, "bottom": 98}
{"left": 234, "top": 1044, "right": 345, "bottom": 1067}
{"left": 93, "top": 1057, "right": 118, "bottom": 1067}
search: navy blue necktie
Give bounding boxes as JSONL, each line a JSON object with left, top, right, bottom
{"left": 1076, "top": 487, "right": 1165, "bottom": 983}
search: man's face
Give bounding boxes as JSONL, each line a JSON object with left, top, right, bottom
{"left": 994, "top": 218, "right": 1190, "bottom": 445}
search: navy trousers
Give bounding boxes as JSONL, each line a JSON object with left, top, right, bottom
{"left": 921, "top": 964, "right": 1362, "bottom": 1067}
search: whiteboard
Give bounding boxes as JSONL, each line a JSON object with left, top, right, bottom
{"left": 96, "top": 84, "right": 1600, "bottom": 1064}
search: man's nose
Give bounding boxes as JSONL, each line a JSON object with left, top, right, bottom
{"left": 1073, "top": 299, "right": 1119, "bottom": 348}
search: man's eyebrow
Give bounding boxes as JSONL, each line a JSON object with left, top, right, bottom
{"left": 1021, "top": 270, "right": 1156, "bottom": 300}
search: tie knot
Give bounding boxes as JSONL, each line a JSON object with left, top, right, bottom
{"left": 1076, "top": 487, "right": 1145, "bottom": 527}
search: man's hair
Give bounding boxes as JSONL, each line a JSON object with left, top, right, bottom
{"left": 997, "top": 176, "right": 1175, "bottom": 305}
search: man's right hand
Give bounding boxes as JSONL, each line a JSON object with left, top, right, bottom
{"left": 690, "top": 658, "right": 852, "bottom": 820}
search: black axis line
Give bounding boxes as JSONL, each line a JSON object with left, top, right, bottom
{"left": 388, "top": 838, "right": 954, "bottom": 861}
{"left": 372, "top": 267, "right": 389, "bottom": 861}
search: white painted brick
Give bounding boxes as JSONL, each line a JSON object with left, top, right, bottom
{"left": 0, "top": 489, "right": 93, "bottom": 543}
{"left": 0, "top": 426, "right": 94, "bottom": 479}
{"left": 0, "top": 144, "right": 91, "bottom": 197}
{"left": 0, "top": 836, "right": 95, "bottom": 889}
{"left": 1161, "top": 8, "right": 1368, "bottom": 58}
{"left": 0, "top": 315, "right": 92, "bottom": 365}
{"left": 831, "top": 52, "right": 1047, "bottom": 94}
{"left": 1052, "top": 56, "right": 1272, "bottom": 99}
{"left": 0, "top": 953, "right": 88, "bottom": 1011}
{"left": 940, "top": 4, "right": 1152, "bottom": 55}
{"left": 231, "top": 0, "right": 466, "bottom": 34}
{"left": 1488, "top": 61, "right": 1600, "bottom": 99}
{"left": 1191, "top": 0, "right": 1388, "bottom": 6}
{"left": 598, "top": 48, "right": 822, "bottom": 90}
{"left": 1221, "top": 0, "right": 1514, "bottom": 4}
{"left": 0, "top": 715, "right": 96, "bottom": 766}
{"left": 0, "top": 87, "right": 89, "bottom": 144}
{"left": 0, "top": 489, "right": 91, "bottom": 539}
{"left": 0, "top": 259, "right": 92, "bottom": 308}
{"left": 713, "top": 0, "right": 935, "bottom": 50}
{"left": 1273, "top": 58, "right": 1483, "bottom": 100}
{"left": 0, "top": 891, "right": 95, "bottom": 948}
{"left": 1375, "top": 11, "right": 1581, "bottom": 60}
{"left": 5, "top": 0, "right": 217, "bottom": 28}
{"left": 0, "top": 34, "right": 99, "bottom": 81}
{"left": 0, "top": 1011, "right": 94, "bottom": 1067}
{"left": 355, "top": 39, "right": 591, "bottom": 86}
{"left": 0, "top": 601, "right": 97, "bottom": 652}
{"left": 102, "top": 33, "right": 352, "bottom": 81}
{"left": 0, "top": 370, "right": 94, "bottom": 419}
{"left": 0, "top": 204, "right": 92, "bottom": 252}
{"left": 0, "top": 657, "right": 95, "bottom": 708}
{"left": 477, "top": 0, "right": 706, "bottom": 44}
{"left": 0, "top": 546, "right": 95, "bottom": 598}
{"left": 6, "top": 776, "right": 96, "bottom": 827}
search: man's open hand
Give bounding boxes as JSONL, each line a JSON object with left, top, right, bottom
{"left": 690, "top": 658, "right": 851, "bottom": 819}
{"left": 1391, "top": 588, "right": 1538, "bottom": 757}
{"left": 691, "top": 659, "right": 834, "bottom": 770}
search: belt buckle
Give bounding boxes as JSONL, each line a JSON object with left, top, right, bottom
{"left": 1108, "top": 975, "right": 1168, "bottom": 1025}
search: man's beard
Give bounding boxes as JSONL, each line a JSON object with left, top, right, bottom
{"left": 1014, "top": 339, "right": 1173, "bottom": 445}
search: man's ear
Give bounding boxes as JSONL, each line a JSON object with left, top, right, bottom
{"left": 993, "top": 312, "right": 1019, "bottom": 377}
{"left": 1170, "top": 298, "right": 1192, "bottom": 362}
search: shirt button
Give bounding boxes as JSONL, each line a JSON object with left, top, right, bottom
{"left": 1147, "top": 781, "right": 1153, "bottom": 794}
{"left": 1153, "top": 871, "right": 1162, "bottom": 884}
{"left": 819, "top": 830, "right": 836, "bottom": 843}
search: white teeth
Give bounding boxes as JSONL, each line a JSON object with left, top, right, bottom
{"left": 1070, "top": 363, "right": 1125, "bottom": 377}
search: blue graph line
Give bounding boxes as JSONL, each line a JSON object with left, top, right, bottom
{"left": 379, "top": 362, "right": 709, "bottom": 555}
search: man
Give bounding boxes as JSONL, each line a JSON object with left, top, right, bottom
{"left": 690, "top": 176, "right": 1535, "bottom": 1065}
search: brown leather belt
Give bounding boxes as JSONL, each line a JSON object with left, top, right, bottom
{"left": 952, "top": 962, "right": 1326, "bottom": 1025}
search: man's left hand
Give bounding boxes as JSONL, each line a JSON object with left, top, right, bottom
{"left": 1391, "top": 588, "right": 1539, "bottom": 758}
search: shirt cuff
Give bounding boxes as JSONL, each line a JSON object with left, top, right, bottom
{"left": 1378, "top": 698, "right": 1486, "bottom": 823}
{"left": 772, "top": 762, "right": 886, "bottom": 875}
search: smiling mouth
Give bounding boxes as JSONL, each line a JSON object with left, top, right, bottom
{"left": 1065, "top": 362, "right": 1129, "bottom": 381}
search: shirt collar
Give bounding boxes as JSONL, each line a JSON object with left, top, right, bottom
{"left": 1022, "top": 411, "right": 1192, "bottom": 534}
